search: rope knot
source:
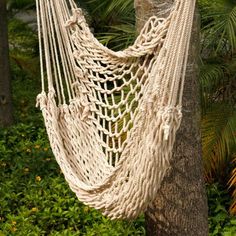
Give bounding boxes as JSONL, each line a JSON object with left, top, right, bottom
{"left": 36, "top": 92, "right": 47, "bottom": 110}
{"left": 48, "top": 89, "right": 56, "bottom": 99}
{"left": 65, "top": 8, "right": 85, "bottom": 28}
{"left": 74, "top": 67, "right": 88, "bottom": 80}
{"left": 161, "top": 106, "right": 175, "bottom": 141}
{"left": 163, "top": 124, "right": 170, "bottom": 141}
{"left": 71, "top": 83, "right": 91, "bottom": 121}
{"left": 176, "top": 105, "right": 182, "bottom": 120}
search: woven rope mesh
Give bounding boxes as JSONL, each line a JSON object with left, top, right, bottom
{"left": 36, "top": 0, "right": 196, "bottom": 219}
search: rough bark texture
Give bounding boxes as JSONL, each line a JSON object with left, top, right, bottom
{"left": 134, "top": 1, "right": 209, "bottom": 235}
{"left": 0, "top": 0, "right": 14, "bottom": 126}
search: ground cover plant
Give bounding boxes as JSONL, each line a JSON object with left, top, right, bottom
{"left": 0, "top": 106, "right": 145, "bottom": 235}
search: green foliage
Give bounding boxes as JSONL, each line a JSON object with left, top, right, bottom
{"left": 200, "top": 60, "right": 236, "bottom": 114}
{"left": 201, "top": 104, "right": 236, "bottom": 181}
{"left": 0, "top": 123, "right": 145, "bottom": 235}
{"left": 7, "top": 13, "right": 41, "bottom": 124}
{"left": 199, "top": 0, "right": 236, "bottom": 213}
{"left": 79, "top": 0, "right": 135, "bottom": 50}
{"left": 86, "top": 0, "right": 134, "bottom": 20}
{"left": 7, "top": 0, "right": 35, "bottom": 11}
{"left": 8, "top": 18, "right": 39, "bottom": 78}
{"left": 200, "top": 0, "right": 236, "bottom": 54}
{"left": 11, "top": 72, "right": 41, "bottom": 124}
{"left": 208, "top": 184, "right": 236, "bottom": 235}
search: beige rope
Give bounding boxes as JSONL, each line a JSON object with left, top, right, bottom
{"left": 36, "top": 0, "right": 196, "bottom": 219}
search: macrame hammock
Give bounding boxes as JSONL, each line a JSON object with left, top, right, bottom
{"left": 36, "top": 0, "right": 196, "bottom": 219}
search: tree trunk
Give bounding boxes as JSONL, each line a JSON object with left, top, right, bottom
{"left": 0, "top": 0, "right": 14, "bottom": 126}
{"left": 134, "top": 1, "right": 209, "bottom": 235}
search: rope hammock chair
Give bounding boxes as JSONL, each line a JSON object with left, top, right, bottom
{"left": 36, "top": 0, "right": 196, "bottom": 219}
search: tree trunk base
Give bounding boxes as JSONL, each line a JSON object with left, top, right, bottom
{"left": 134, "top": 1, "right": 209, "bottom": 235}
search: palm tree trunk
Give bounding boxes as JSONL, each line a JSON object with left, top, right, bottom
{"left": 0, "top": 0, "right": 14, "bottom": 126}
{"left": 134, "top": 0, "right": 209, "bottom": 235}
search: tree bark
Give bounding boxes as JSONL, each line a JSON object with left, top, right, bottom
{"left": 134, "top": 1, "right": 209, "bottom": 235}
{"left": 0, "top": 0, "right": 14, "bottom": 126}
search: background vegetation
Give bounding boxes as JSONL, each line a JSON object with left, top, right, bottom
{"left": 0, "top": 0, "right": 236, "bottom": 235}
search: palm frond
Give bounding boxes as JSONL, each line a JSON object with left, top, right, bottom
{"left": 228, "top": 156, "right": 236, "bottom": 215}
{"left": 78, "top": 0, "right": 135, "bottom": 49}
{"left": 201, "top": 2, "right": 236, "bottom": 54}
{"left": 202, "top": 104, "right": 236, "bottom": 181}
{"left": 87, "top": 0, "right": 134, "bottom": 20}
{"left": 200, "top": 57, "right": 236, "bottom": 108}
{"left": 200, "top": 63, "right": 226, "bottom": 109}
{"left": 97, "top": 23, "right": 135, "bottom": 50}
{"left": 225, "top": 4, "right": 236, "bottom": 52}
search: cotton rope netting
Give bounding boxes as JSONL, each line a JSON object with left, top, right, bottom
{"left": 36, "top": 0, "right": 196, "bottom": 219}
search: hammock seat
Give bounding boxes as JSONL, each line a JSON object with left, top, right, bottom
{"left": 36, "top": 0, "right": 196, "bottom": 219}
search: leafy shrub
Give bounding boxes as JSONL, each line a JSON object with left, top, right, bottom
{"left": 0, "top": 124, "right": 145, "bottom": 235}
{"left": 208, "top": 184, "right": 236, "bottom": 235}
